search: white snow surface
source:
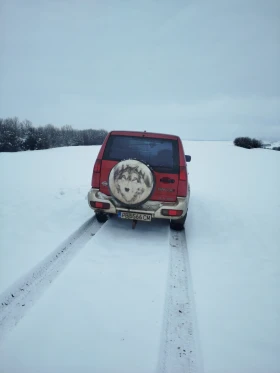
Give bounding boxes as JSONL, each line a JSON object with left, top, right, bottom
{"left": 265, "top": 140, "right": 280, "bottom": 149}
{"left": 0, "top": 146, "right": 96, "bottom": 293}
{"left": 1, "top": 219, "right": 170, "bottom": 373}
{"left": 0, "top": 141, "right": 280, "bottom": 373}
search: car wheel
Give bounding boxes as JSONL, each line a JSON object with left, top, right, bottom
{"left": 108, "top": 159, "right": 155, "bottom": 207}
{"left": 170, "top": 213, "right": 187, "bottom": 231}
{"left": 95, "top": 212, "right": 108, "bottom": 223}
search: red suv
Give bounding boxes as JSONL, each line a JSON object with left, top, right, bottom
{"left": 88, "top": 131, "right": 191, "bottom": 230}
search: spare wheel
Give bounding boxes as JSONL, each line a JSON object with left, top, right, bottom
{"left": 108, "top": 159, "right": 155, "bottom": 207}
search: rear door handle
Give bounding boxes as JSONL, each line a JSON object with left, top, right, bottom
{"left": 160, "top": 177, "right": 175, "bottom": 184}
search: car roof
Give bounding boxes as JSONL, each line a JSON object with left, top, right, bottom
{"left": 109, "top": 130, "right": 179, "bottom": 140}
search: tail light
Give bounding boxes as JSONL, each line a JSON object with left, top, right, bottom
{"left": 90, "top": 201, "right": 110, "bottom": 209}
{"left": 179, "top": 166, "right": 187, "bottom": 181}
{"left": 178, "top": 165, "right": 187, "bottom": 197}
{"left": 92, "top": 159, "right": 101, "bottom": 188}
{"left": 161, "top": 209, "right": 183, "bottom": 217}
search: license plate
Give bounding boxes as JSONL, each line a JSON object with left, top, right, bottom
{"left": 118, "top": 211, "right": 152, "bottom": 222}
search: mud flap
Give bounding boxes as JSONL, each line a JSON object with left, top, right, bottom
{"left": 132, "top": 220, "right": 137, "bottom": 229}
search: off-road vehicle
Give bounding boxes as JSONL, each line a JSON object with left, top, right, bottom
{"left": 88, "top": 131, "right": 191, "bottom": 230}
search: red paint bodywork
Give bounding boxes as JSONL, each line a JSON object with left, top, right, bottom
{"left": 91, "top": 131, "right": 188, "bottom": 202}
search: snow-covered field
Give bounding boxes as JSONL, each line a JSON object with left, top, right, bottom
{"left": 265, "top": 141, "right": 280, "bottom": 149}
{"left": 0, "top": 141, "right": 280, "bottom": 373}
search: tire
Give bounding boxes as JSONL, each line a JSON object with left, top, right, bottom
{"left": 108, "top": 159, "right": 155, "bottom": 207}
{"left": 170, "top": 213, "right": 187, "bottom": 231}
{"left": 95, "top": 212, "right": 108, "bottom": 223}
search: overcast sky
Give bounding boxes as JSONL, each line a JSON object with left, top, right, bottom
{"left": 0, "top": 0, "right": 279, "bottom": 140}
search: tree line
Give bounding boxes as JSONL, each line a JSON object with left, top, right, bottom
{"left": 233, "top": 137, "right": 262, "bottom": 149}
{"left": 0, "top": 117, "right": 108, "bottom": 152}
{"left": 233, "top": 137, "right": 280, "bottom": 151}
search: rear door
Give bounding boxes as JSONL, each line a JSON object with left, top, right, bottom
{"left": 100, "top": 134, "right": 179, "bottom": 202}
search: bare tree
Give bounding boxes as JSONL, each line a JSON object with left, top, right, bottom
{"left": 0, "top": 117, "right": 108, "bottom": 152}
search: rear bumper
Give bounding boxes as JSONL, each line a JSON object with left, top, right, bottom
{"left": 87, "top": 188, "right": 190, "bottom": 220}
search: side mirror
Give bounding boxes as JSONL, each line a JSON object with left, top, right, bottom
{"left": 185, "top": 155, "right": 191, "bottom": 162}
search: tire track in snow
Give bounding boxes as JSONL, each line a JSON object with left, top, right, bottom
{"left": 0, "top": 216, "right": 102, "bottom": 343}
{"left": 158, "top": 230, "right": 203, "bottom": 373}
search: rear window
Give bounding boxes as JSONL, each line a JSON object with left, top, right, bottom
{"left": 103, "top": 135, "right": 179, "bottom": 173}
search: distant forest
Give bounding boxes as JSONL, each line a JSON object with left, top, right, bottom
{"left": 0, "top": 117, "right": 108, "bottom": 152}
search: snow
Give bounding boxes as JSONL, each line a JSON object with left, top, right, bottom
{"left": 0, "top": 146, "right": 98, "bottom": 294}
{"left": 1, "top": 141, "right": 280, "bottom": 372}
{"left": 185, "top": 142, "right": 280, "bottom": 372}
{"left": 265, "top": 140, "right": 280, "bottom": 149}
{"left": 0, "top": 219, "right": 170, "bottom": 373}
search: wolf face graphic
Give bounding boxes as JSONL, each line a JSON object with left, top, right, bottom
{"left": 109, "top": 161, "right": 153, "bottom": 205}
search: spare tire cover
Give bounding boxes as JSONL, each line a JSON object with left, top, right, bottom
{"left": 108, "top": 159, "right": 154, "bottom": 206}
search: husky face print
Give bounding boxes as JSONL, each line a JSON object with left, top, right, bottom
{"left": 110, "top": 161, "right": 153, "bottom": 205}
